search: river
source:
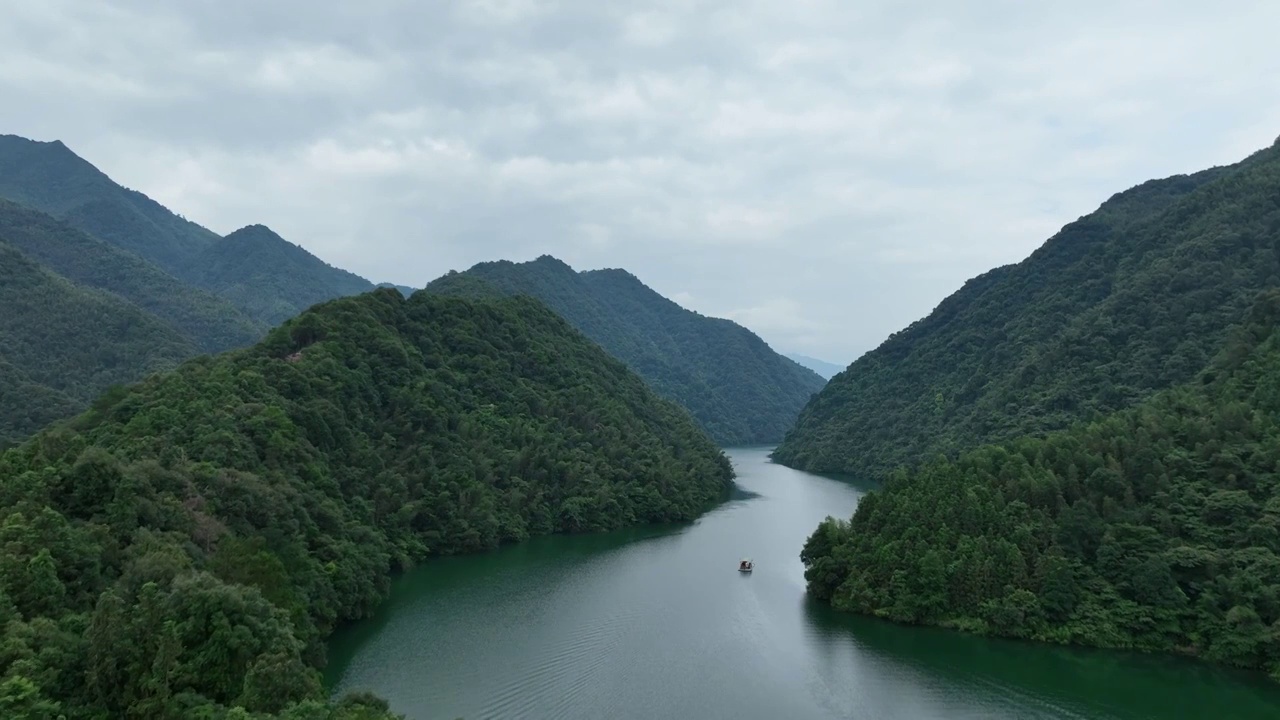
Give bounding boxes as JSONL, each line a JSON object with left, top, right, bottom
{"left": 325, "top": 446, "right": 1280, "bottom": 719}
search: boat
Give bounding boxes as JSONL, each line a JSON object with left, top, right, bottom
{"left": 738, "top": 558, "right": 753, "bottom": 572}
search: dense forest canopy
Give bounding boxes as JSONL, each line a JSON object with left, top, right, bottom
{"left": 0, "top": 200, "right": 268, "bottom": 449}
{"left": 426, "top": 255, "right": 827, "bottom": 446}
{"left": 0, "top": 135, "right": 220, "bottom": 275}
{"left": 0, "top": 198, "right": 265, "bottom": 353}
{"left": 0, "top": 288, "right": 732, "bottom": 718}
{"left": 0, "top": 135, "right": 379, "bottom": 328}
{"left": 774, "top": 138, "right": 1280, "bottom": 479}
{"left": 0, "top": 135, "right": 406, "bottom": 449}
{"left": 0, "top": 239, "right": 196, "bottom": 449}
{"left": 192, "top": 224, "right": 374, "bottom": 327}
{"left": 801, "top": 290, "right": 1280, "bottom": 681}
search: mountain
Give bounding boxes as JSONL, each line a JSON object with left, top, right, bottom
{"left": 0, "top": 239, "right": 196, "bottom": 447}
{"left": 801, "top": 289, "right": 1280, "bottom": 680}
{"left": 425, "top": 255, "right": 828, "bottom": 445}
{"left": 0, "top": 134, "right": 379, "bottom": 327}
{"left": 0, "top": 198, "right": 265, "bottom": 352}
{"left": 773, "top": 137, "right": 1280, "bottom": 479}
{"left": 192, "top": 224, "right": 374, "bottom": 326}
{"left": 0, "top": 134, "right": 219, "bottom": 274}
{"left": 785, "top": 353, "right": 844, "bottom": 380}
{"left": 0, "top": 287, "right": 732, "bottom": 717}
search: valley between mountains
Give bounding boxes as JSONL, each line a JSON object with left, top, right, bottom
{"left": 1, "top": 133, "right": 1279, "bottom": 718}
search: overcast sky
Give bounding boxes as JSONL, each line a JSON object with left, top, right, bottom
{"left": 4, "top": 1, "right": 1279, "bottom": 364}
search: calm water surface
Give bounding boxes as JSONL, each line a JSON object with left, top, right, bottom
{"left": 326, "top": 446, "right": 1280, "bottom": 719}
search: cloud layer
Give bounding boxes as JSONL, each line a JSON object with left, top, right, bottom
{"left": 4, "top": 0, "right": 1279, "bottom": 363}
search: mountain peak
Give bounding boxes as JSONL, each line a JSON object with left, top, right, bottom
{"left": 197, "top": 224, "right": 373, "bottom": 326}
{"left": 529, "top": 254, "right": 576, "bottom": 272}
{"left": 426, "top": 257, "right": 826, "bottom": 445}
{"left": 224, "top": 223, "right": 284, "bottom": 242}
{"left": 0, "top": 134, "right": 70, "bottom": 151}
{"left": 0, "top": 134, "right": 223, "bottom": 274}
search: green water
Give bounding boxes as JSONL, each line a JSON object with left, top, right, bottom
{"left": 326, "top": 446, "right": 1280, "bottom": 719}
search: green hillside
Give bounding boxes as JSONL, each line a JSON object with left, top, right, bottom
{"left": 0, "top": 135, "right": 219, "bottom": 274}
{"left": 801, "top": 290, "right": 1280, "bottom": 680}
{"left": 0, "top": 241, "right": 196, "bottom": 447}
{"left": 426, "top": 256, "right": 827, "bottom": 445}
{"left": 0, "top": 198, "right": 265, "bottom": 352}
{"left": 0, "top": 135, "right": 379, "bottom": 328}
{"left": 0, "top": 288, "right": 732, "bottom": 717}
{"left": 0, "top": 357, "right": 81, "bottom": 451}
{"left": 774, "top": 137, "right": 1280, "bottom": 479}
{"left": 193, "top": 224, "right": 374, "bottom": 326}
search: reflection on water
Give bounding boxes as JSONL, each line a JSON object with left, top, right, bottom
{"left": 800, "top": 597, "right": 1280, "bottom": 720}
{"left": 326, "top": 446, "right": 1280, "bottom": 720}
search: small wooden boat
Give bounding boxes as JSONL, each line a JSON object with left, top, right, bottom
{"left": 738, "top": 558, "right": 753, "bottom": 573}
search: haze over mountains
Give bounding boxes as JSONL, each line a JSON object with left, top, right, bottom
{"left": 2, "top": 120, "right": 1280, "bottom": 715}
{"left": 4, "top": 0, "right": 1280, "bottom": 715}
{"left": 0, "top": 135, "right": 380, "bottom": 329}
{"left": 0, "top": 133, "right": 819, "bottom": 449}
{"left": 426, "top": 256, "right": 827, "bottom": 446}
{"left": 785, "top": 354, "right": 844, "bottom": 380}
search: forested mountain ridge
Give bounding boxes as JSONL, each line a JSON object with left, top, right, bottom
{"left": 0, "top": 239, "right": 196, "bottom": 448}
{"left": 192, "top": 224, "right": 374, "bottom": 326}
{"left": 801, "top": 289, "right": 1280, "bottom": 680}
{"left": 0, "top": 287, "right": 732, "bottom": 718}
{"left": 426, "top": 255, "right": 827, "bottom": 445}
{"left": 0, "top": 198, "right": 266, "bottom": 352}
{"left": 773, "top": 137, "right": 1280, "bottom": 479}
{"left": 0, "top": 134, "right": 220, "bottom": 274}
{"left": 0, "top": 134, "right": 383, "bottom": 328}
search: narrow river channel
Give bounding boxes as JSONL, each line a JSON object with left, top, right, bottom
{"left": 326, "top": 446, "right": 1280, "bottom": 719}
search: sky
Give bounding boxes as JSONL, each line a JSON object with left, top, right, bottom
{"left": 3, "top": 1, "right": 1279, "bottom": 365}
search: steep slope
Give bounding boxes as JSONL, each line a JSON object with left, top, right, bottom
{"left": 0, "top": 357, "right": 81, "bottom": 450}
{"left": 426, "top": 256, "right": 827, "bottom": 445}
{"left": 0, "top": 198, "right": 265, "bottom": 352}
{"left": 801, "top": 289, "right": 1280, "bottom": 680}
{"left": 0, "top": 288, "right": 732, "bottom": 717}
{"left": 0, "top": 134, "right": 219, "bottom": 274}
{"left": 0, "top": 241, "right": 196, "bottom": 446}
{"left": 785, "top": 353, "right": 844, "bottom": 380}
{"left": 193, "top": 224, "right": 374, "bottom": 326}
{"left": 775, "top": 137, "right": 1280, "bottom": 478}
{"left": 0, "top": 135, "right": 381, "bottom": 327}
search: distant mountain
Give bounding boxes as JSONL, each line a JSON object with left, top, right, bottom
{"left": 773, "top": 136, "right": 1280, "bottom": 479}
{"left": 426, "top": 255, "right": 827, "bottom": 445}
{"left": 0, "top": 198, "right": 265, "bottom": 352}
{"left": 0, "top": 239, "right": 195, "bottom": 446}
{"left": 192, "top": 224, "right": 374, "bottom": 326}
{"left": 785, "top": 353, "right": 844, "bottom": 380}
{"left": 0, "top": 135, "right": 219, "bottom": 274}
{"left": 0, "top": 134, "right": 378, "bottom": 326}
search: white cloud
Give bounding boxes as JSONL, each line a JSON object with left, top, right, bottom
{"left": 2, "top": 0, "right": 1279, "bottom": 363}
{"left": 248, "top": 44, "right": 388, "bottom": 94}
